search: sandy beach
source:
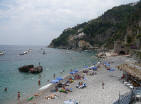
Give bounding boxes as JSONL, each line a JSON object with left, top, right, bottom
{"left": 20, "top": 56, "right": 134, "bottom": 104}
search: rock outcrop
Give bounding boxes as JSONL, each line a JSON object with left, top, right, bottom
{"left": 49, "top": 1, "right": 141, "bottom": 50}
{"left": 18, "top": 65, "right": 43, "bottom": 74}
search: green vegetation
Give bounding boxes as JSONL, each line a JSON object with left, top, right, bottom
{"left": 127, "top": 35, "right": 132, "bottom": 44}
{"left": 49, "top": 1, "right": 141, "bottom": 49}
{"left": 52, "top": 29, "right": 76, "bottom": 47}
{"left": 83, "top": 22, "right": 113, "bottom": 37}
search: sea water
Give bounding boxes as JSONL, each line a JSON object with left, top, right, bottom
{"left": 0, "top": 45, "right": 97, "bottom": 104}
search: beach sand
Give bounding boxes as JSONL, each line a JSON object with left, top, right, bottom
{"left": 21, "top": 56, "right": 133, "bottom": 104}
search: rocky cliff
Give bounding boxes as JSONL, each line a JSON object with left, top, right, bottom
{"left": 49, "top": 1, "right": 141, "bottom": 50}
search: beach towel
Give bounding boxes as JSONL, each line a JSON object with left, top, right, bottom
{"left": 59, "top": 89, "right": 67, "bottom": 93}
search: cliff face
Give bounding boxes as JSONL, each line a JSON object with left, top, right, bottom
{"left": 49, "top": 1, "right": 141, "bottom": 50}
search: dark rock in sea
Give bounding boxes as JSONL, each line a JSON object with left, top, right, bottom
{"left": 18, "top": 65, "right": 43, "bottom": 74}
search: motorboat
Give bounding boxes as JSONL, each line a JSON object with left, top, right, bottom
{"left": 19, "top": 49, "right": 32, "bottom": 56}
{"left": 0, "top": 51, "right": 4, "bottom": 55}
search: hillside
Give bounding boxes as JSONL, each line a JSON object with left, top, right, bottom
{"left": 49, "top": 1, "right": 141, "bottom": 50}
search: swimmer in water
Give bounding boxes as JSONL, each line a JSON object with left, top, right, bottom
{"left": 4, "top": 87, "right": 7, "bottom": 92}
{"left": 17, "top": 91, "right": 20, "bottom": 100}
{"left": 38, "top": 79, "right": 41, "bottom": 86}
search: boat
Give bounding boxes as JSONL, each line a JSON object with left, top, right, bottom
{"left": 19, "top": 49, "right": 32, "bottom": 56}
{"left": 19, "top": 51, "right": 27, "bottom": 56}
{"left": 84, "top": 50, "right": 88, "bottom": 52}
{"left": 66, "top": 50, "right": 71, "bottom": 54}
{"left": 24, "top": 51, "right": 28, "bottom": 54}
{"left": 19, "top": 53, "right": 25, "bottom": 55}
{"left": 28, "top": 49, "right": 32, "bottom": 52}
{"left": 0, "top": 51, "right": 4, "bottom": 55}
{"left": 18, "top": 65, "right": 43, "bottom": 74}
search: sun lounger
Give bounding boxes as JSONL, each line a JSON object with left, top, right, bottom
{"left": 124, "top": 82, "right": 128, "bottom": 84}
{"left": 76, "top": 83, "right": 87, "bottom": 89}
{"left": 129, "top": 85, "right": 134, "bottom": 89}
{"left": 64, "top": 99, "right": 79, "bottom": 104}
{"left": 126, "top": 83, "right": 132, "bottom": 86}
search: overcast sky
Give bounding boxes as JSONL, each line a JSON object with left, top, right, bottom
{"left": 0, "top": 0, "right": 139, "bottom": 46}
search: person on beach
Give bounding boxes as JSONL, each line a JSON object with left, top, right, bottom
{"left": 55, "top": 86, "right": 58, "bottom": 92}
{"left": 4, "top": 87, "right": 7, "bottom": 92}
{"left": 17, "top": 91, "right": 20, "bottom": 100}
{"left": 102, "top": 81, "right": 104, "bottom": 89}
{"left": 38, "top": 79, "right": 41, "bottom": 86}
{"left": 53, "top": 73, "right": 56, "bottom": 79}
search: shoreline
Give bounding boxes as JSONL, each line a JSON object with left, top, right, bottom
{"left": 19, "top": 61, "right": 98, "bottom": 104}
{"left": 19, "top": 55, "right": 134, "bottom": 104}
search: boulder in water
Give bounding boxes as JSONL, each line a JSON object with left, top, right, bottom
{"left": 18, "top": 65, "right": 43, "bottom": 74}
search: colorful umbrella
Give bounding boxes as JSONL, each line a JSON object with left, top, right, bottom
{"left": 50, "top": 80, "right": 59, "bottom": 83}
{"left": 56, "top": 77, "right": 63, "bottom": 81}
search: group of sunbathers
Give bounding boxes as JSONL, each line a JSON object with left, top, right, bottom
{"left": 45, "top": 94, "right": 58, "bottom": 100}
{"left": 59, "top": 86, "right": 72, "bottom": 93}
{"left": 76, "top": 81, "right": 87, "bottom": 89}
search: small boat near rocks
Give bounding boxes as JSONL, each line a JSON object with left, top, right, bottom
{"left": 18, "top": 65, "right": 43, "bottom": 74}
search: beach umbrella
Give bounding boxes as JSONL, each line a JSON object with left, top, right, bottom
{"left": 56, "top": 77, "right": 63, "bottom": 81}
{"left": 83, "top": 66, "right": 88, "bottom": 68}
{"left": 92, "top": 66, "right": 97, "bottom": 70}
{"left": 73, "top": 69, "right": 78, "bottom": 73}
{"left": 50, "top": 80, "right": 59, "bottom": 83}
{"left": 69, "top": 71, "right": 75, "bottom": 74}
{"left": 104, "top": 62, "right": 106, "bottom": 64}
{"left": 104, "top": 62, "right": 108, "bottom": 65}
{"left": 106, "top": 63, "right": 110, "bottom": 67}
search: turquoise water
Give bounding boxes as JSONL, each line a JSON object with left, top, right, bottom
{"left": 0, "top": 45, "right": 97, "bottom": 104}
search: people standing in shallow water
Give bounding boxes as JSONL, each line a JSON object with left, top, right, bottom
{"left": 102, "top": 81, "right": 104, "bottom": 89}
{"left": 38, "top": 79, "right": 41, "bottom": 86}
{"left": 53, "top": 73, "right": 56, "bottom": 79}
{"left": 38, "top": 62, "right": 40, "bottom": 66}
{"left": 4, "top": 87, "right": 7, "bottom": 92}
{"left": 17, "top": 92, "right": 20, "bottom": 100}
